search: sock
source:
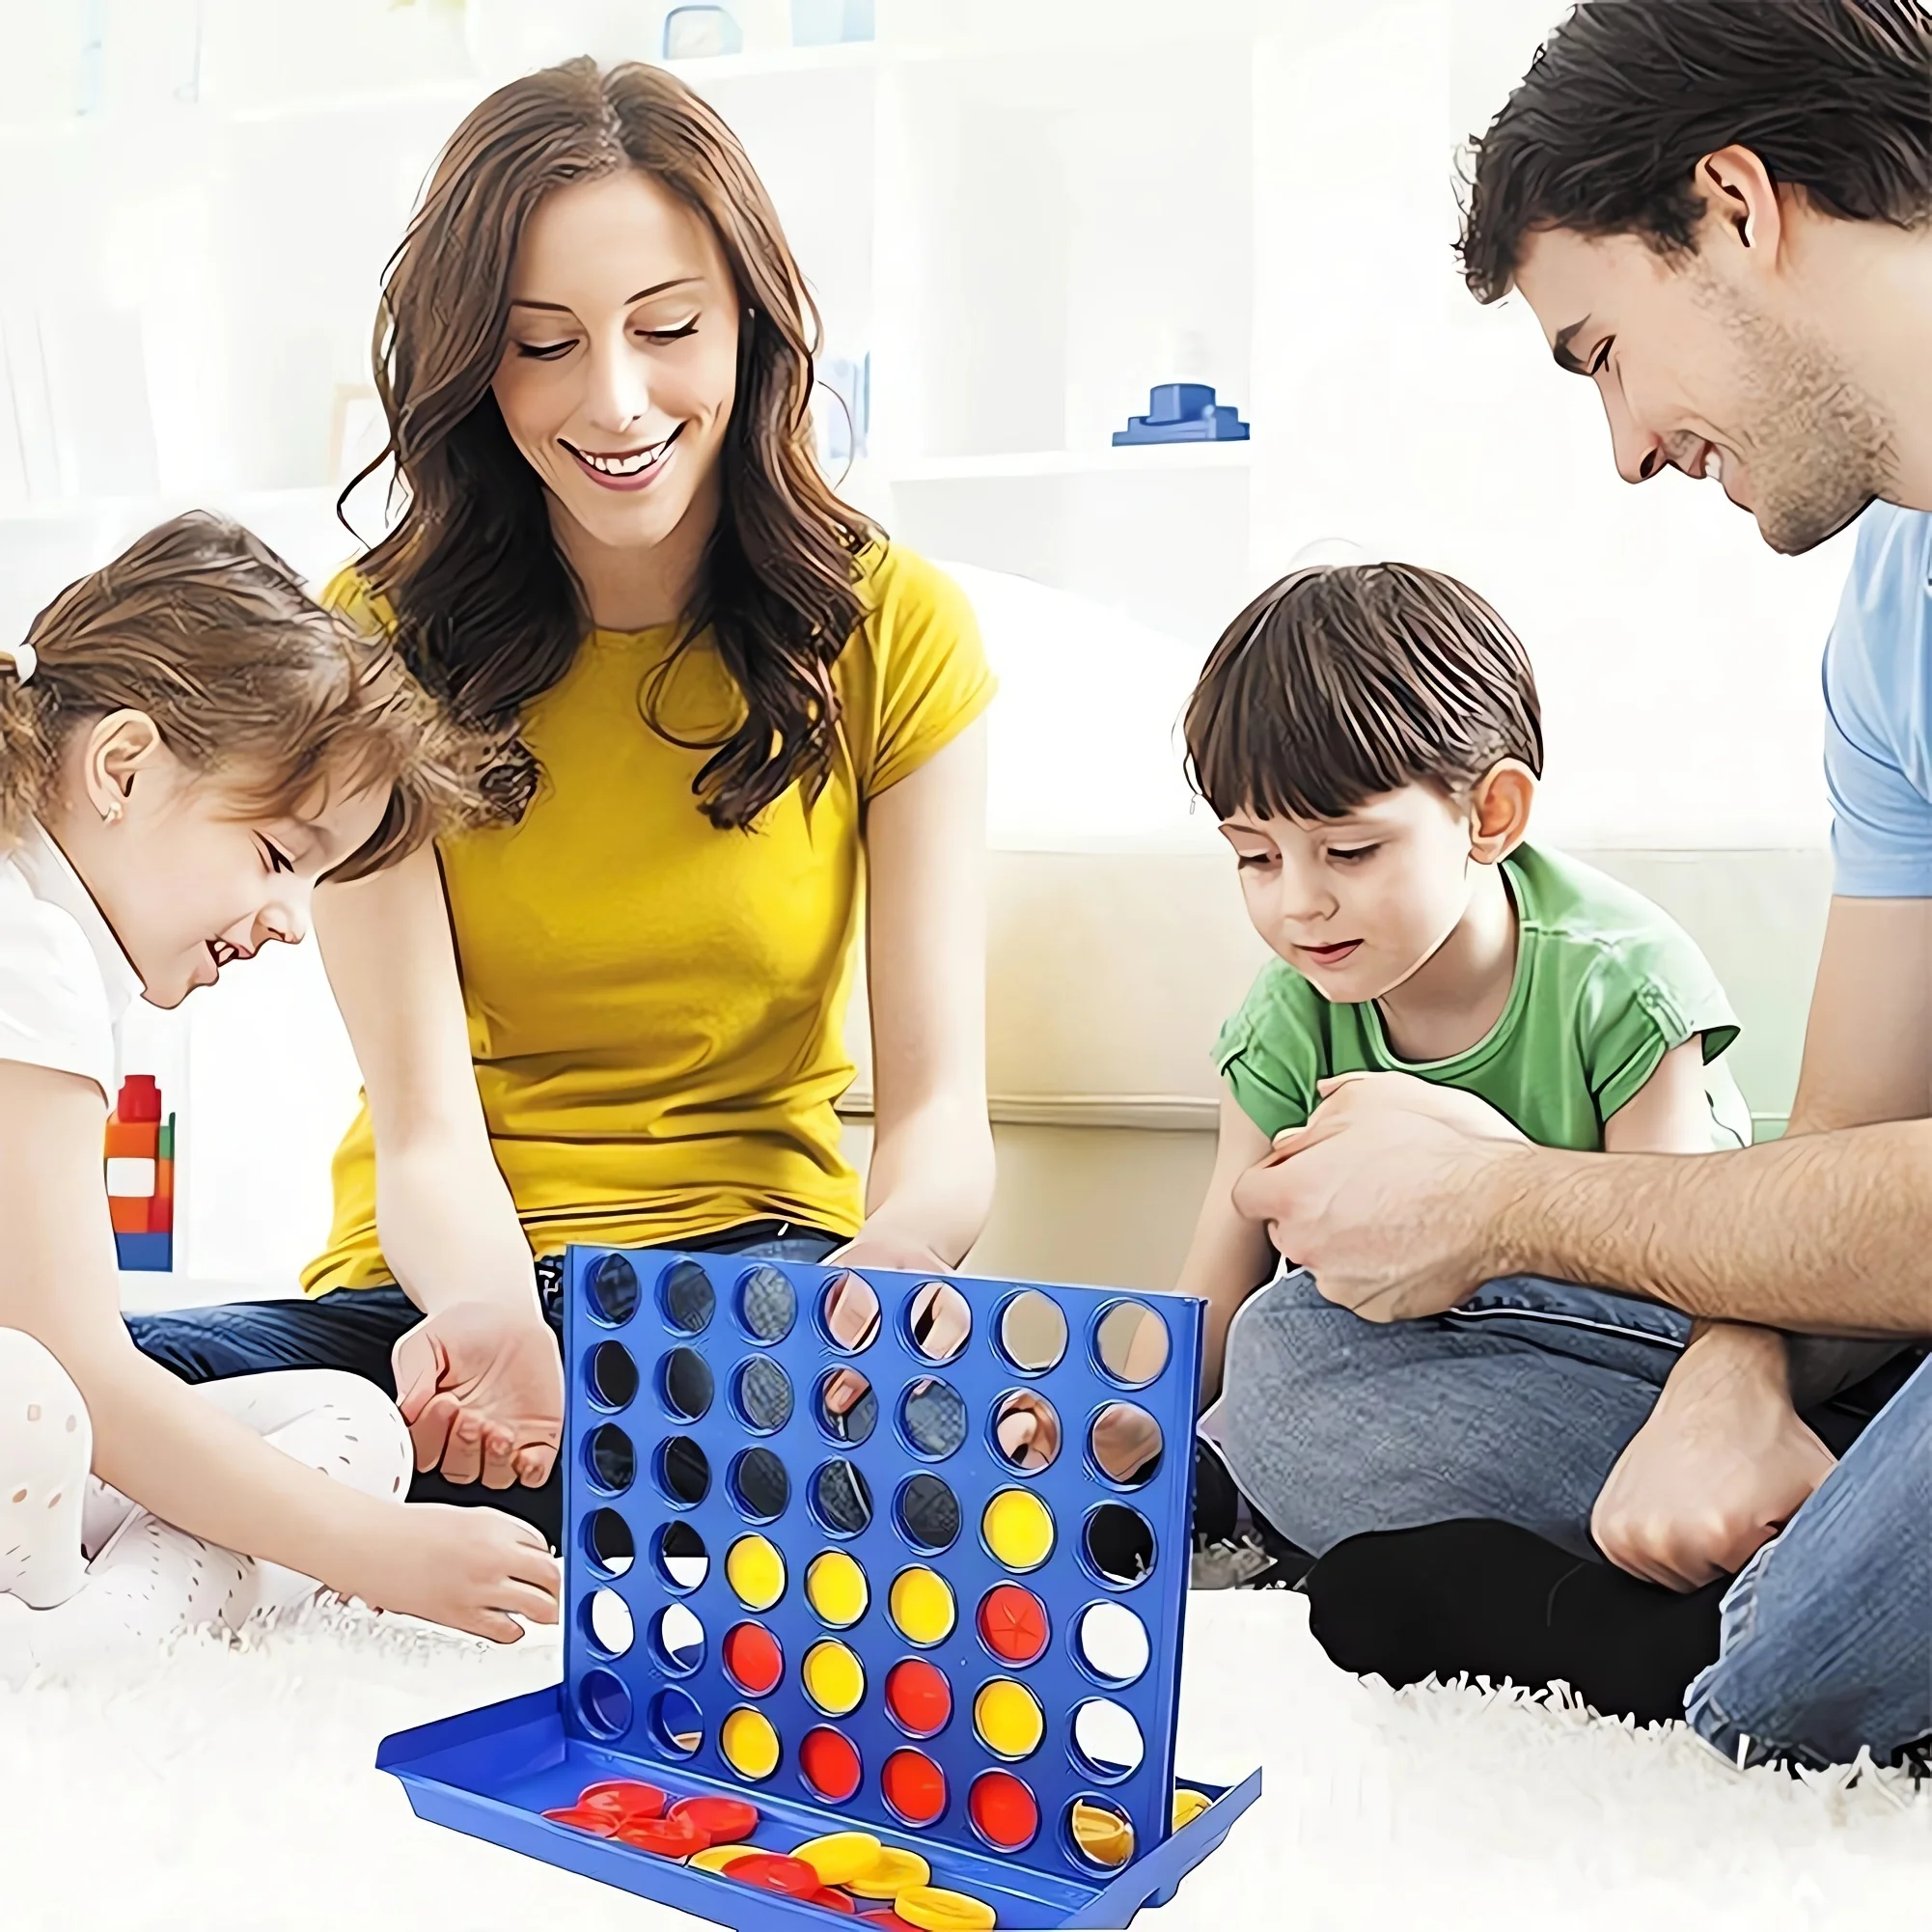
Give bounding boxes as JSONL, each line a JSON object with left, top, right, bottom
{"left": 1302, "top": 1518, "right": 1726, "bottom": 1726}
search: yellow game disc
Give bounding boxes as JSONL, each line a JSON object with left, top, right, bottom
{"left": 801, "top": 1640, "right": 867, "bottom": 1717}
{"left": 792, "top": 1831, "right": 883, "bottom": 1886}
{"left": 846, "top": 1846, "right": 932, "bottom": 1898}
{"left": 1071, "top": 1801, "right": 1134, "bottom": 1867}
{"left": 720, "top": 1705, "right": 781, "bottom": 1780}
{"left": 888, "top": 1565, "right": 956, "bottom": 1645}
{"left": 1172, "top": 1788, "right": 1212, "bottom": 1829}
{"left": 726, "top": 1533, "right": 786, "bottom": 1612}
{"left": 894, "top": 1885, "right": 998, "bottom": 1932}
{"left": 690, "top": 1843, "right": 760, "bottom": 1873}
{"left": 972, "top": 1678, "right": 1044, "bottom": 1760}
{"left": 806, "top": 1549, "right": 869, "bottom": 1627}
{"left": 980, "top": 1489, "right": 1054, "bottom": 1572}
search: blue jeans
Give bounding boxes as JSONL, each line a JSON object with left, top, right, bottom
{"left": 126, "top": 1225, "right": 842, "bottom": 1550}
{"left": 1219, "top": 1268, "right": 1931, "bottom": 1768}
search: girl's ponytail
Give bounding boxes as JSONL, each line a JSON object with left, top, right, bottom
{"left": 0, "top": 643, "right": 55, "bottom": 852}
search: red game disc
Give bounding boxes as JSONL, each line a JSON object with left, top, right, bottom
{"left": 812, "top": 1890, "right": 858, "bottom": 1914}
{"left": 978, "top": 1585, "right": 1049, "bottom": 1666}
{"left": 578, "top": 1779, "right": 667, "bottom": 1822}
{"left": 969, "top": 1769, "right": 1039, "bottom": 1850}
{"left": 668, "top": 1796, "right": 760, "bottom": 1841}
{"left": 799, "top": 1725, "right": 864, "bottom": 1804}
{"left": 722, "top": 1621, "right": 785, "bottom": 1697}
{"left": 727, "top": 1854, "right": 821, "bottom": 1897}
{"left": 881, "top": 1748, "right": 947, "bottom": 1826}
{"left": 616, "top": 1813, "right": 708, "bottom": 1859}
{"left": 884, "top": 1659, "right": 952, "bottom": 1737}
{"left": 541, "top": 1806, "right": 619, "bottom": 1836}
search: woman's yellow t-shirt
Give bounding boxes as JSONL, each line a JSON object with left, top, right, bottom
{"left": 301, "top": 542, "right": 993, "bottom": 1293}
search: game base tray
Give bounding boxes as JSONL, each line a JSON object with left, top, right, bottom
{"left": 378, "top": 1682, "right": 1261, "bottom": 1930}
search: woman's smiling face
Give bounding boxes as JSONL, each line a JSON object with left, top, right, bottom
{"left": 491, "top": 169, "right": 741, "bottom": 562}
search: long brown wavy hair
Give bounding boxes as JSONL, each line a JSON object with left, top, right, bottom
{"left": 347, "top": 58, "right": 875, "bottom": 829}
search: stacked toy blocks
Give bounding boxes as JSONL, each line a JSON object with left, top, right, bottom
{"left": 104, "top": 1074, "right": 174, "bottom": 1272}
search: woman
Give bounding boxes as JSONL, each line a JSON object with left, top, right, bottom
{"left": 129, "top": 60, "right": 996, "bottom": 1545}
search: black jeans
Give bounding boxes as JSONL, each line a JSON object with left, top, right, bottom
{"left": 126, "top": 1223, "right": 842, "bottom": 1548}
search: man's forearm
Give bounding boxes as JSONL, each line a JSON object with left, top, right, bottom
{"left": 1493, "top": 1121, "right": 1932, "bottom": 1334}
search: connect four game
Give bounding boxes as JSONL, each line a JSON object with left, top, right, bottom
{"left": 378, "top": 1248, "right": 1260, "bottom": 1929}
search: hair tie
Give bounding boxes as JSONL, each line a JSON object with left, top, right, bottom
{"left": 0, "top": 643, "right": 36, "bottom": 685}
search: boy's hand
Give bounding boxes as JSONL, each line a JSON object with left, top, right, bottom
{"left": 392, "top": 1301, "right": 563, "bottom": 1490}
{"left": 346, "top": 1502, "right": 561, "bottom": 1642}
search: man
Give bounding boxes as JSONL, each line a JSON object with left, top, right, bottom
{"left": 1226, "top": 0, "right": 1932, "bottom": 1768}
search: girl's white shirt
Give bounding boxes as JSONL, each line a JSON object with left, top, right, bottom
{"left": 0, "top": 823, "right": 143, "bottom": 1102}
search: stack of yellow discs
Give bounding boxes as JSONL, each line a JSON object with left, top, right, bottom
{"left": 896, "top": 1885, "right": 998, "bottom": 1931}
{"left": 805, "top": 1549, "right": 869, "bottom": 1626}
{"left": 845, "top": 1846, "right": 931, "bottom": 1898}
{"left": 1070, "top": 1801, "right": 1134, "bottom": 1867}
{"left": 801, "top": 1640, "right": 867, "bottom": 1718}
{"left": 1172, "top": 1787, "right": 1212, "bottom": 1830}
{"left": 793, "top": 1831, "right": 882, "bottom": 1886}
{"left": 725, "top": 1534, "right": 786, "bottom": 1611}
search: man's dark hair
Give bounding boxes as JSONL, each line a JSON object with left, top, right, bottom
{"left": 1459, "top": 0, "right": 1932, "bottom": 303}
{"left": 1183, "top": 564, "right": 1544, "bottom": 824}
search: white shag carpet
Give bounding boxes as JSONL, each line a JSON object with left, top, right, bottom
{"left": 5, "top": 1590, "right": 1927, "bottom": 1932}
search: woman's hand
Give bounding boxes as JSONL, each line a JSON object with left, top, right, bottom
{"left": 830, "top": 1229, "right": 954, "bottom": 1275}
{"left": 345, "top": 1502, "right": 561, "bottom": 1642}
{"left": 391, "top": 1302, "right": 563, "bottom": 1488}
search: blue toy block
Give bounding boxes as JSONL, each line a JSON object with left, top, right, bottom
{"left": 1111, "top": 384, "right": 1250, "bottom": 446}
{"left": 378, "top": 1246, "right": 1261, "bottom": 1928}
{"left": 115, "top": 1231, "right": 172, "bottom": 1272}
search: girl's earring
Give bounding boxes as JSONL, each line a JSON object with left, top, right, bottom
{"left": 100, "top": 800, "right": 121, "bottom": 824}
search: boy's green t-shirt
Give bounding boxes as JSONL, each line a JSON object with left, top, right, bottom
{"left": 1215, "top": 844, "right": 1751, "bottom": 1151}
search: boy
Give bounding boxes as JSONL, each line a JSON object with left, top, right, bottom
{"left": 1175, "top": 561, "right": 1748, "bottom": 1579}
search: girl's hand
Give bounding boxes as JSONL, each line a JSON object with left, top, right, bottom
{"left": 346, "top": 1503, "right": 561, "bottom": 1642}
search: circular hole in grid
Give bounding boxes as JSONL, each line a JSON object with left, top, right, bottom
{"left": 649, "top": 1601, "right": 705, "bottom": 1675}
{"left": 1090, "top": 1402, "right": 1164, "bottom": 1488}
{"left": 658, "top": 1347, "right": 714, "bottom": 1421}
{"left": 982, "top": 1488, "right": 1056, "bottom": 1573}
{"left": 1093, "top": 1301, "right": 1170, "bottom": 1388}
{"left": 720, "top": 1705, "right": 782, "bottom": 1782}
{"left": 899, "top": 1377, "right": 968, "bottom": 1460}
{"left": 1083, "top": 1504, "right": 1155, "bottom": 1588}
{"left": 802, "top": 1640, "right": 866, "bottom": 1718}
{"left": 906, "top": 1282, "right": 971, "bottom": 1365}
{"left": 820, "top": 1270, "right": 881, "bottom": 1352}
{"left": 585, "top": 1423, "right": 635, "bottom": 1496}
{"left": 582, "top": 1587, "right": 634, "bottom": 1658}
{"left": 974, "top": 1678, "right": 1045, "bottom": 1761}
{"left": 998, "top": 1290, "right": 1067, "bottom": 1374}
{"left": 800, "top": 1726, "right": 863, "bottom": 1805}
{"left": 978, "top": 1584, "right": 1050, "bottom": 1667}
{"left": 1066, "top": 1796, "right": 1135, "bottom": 1870}
{"left": 737, "top": 1265, "right": 796, "bottom": 1343}
{"left": 652, "top": 1519, "right": 708, "bottom": 1592}
{"left": 815, "top": 1366, "right": 877, "bottom": 1446}
{"left": 587, "top": 1340, "right": 639, "bottom": 1412}
{"left": 577, "top": 1668, "right": 633, "bottom": 1740}
{"left": 659, "top": 1259, "right": 715, "bottom": 1335}
{"left": 722, "top": 1620, "right": 785, "bottom": 1697}
{"left": 654, "top": 1435, "right": 710, "bottom": 1507}
{"left": 992, "top": 1391, "right": 1062, "bottom": 1474}
{"left": 894, "top": 1473, "right": 959, "bottom": 1555}
{"left": 1070, "top": 1699, "right": 1145, "bottom": 1781}
{"left": 881, "top": 1749, "right": 947, "bottom": 1828}
{"left": 725, "top": 1532, "right": 787, "bottom": 1611}
{"left": 731, "top": 1355, "right": 794, "bottom": 1435}
{"left": 647, "top": 1686, "right": 703, "bottom": 1758}
{"left": 888, "top": 1566, "right": 955, "bottom": 1647}
{"left": 729, "top": 1447, "right": 790, "bottom": 1524}
{"left": 584, "top": 1507, "right": 635, "bottom": 1578}
{"left": 809, "top": 1459, "right": 873, "bottom": 1537}
{"left": 1074, "top": 1601, "right": 1149, "bottom": 1686}
{"left": 885, "top": 1658, "right": 952, "bottom": 1738}
{"left": 588, "top": 1253, "right": 640, "bottom": 1326}
{"left": 805, "top": 1550, "right": 869, "bottom": 1627}
{"left": 970, "top": 1770, "right": 1039, "bottom": 1853}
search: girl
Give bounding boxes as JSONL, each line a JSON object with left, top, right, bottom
{"left": 131, "top": 61, "right": 998, "bottom": 1545}
{"left": 0, "top": 511, "right": 561, "bottom": 1671}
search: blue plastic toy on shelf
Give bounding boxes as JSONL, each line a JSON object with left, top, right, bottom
{"left": 1111, "top": 384, "right": 1250, "bottom": 446}
{"left": 377, "top": 1248, "right": 1260, "bottom": 1929}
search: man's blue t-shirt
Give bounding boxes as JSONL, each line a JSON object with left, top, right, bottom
{"left": 1824, "top": 503, "right": 1932, "bottom": 896}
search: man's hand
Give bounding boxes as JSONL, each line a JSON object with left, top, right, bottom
{"left": 391, "top": 1301, "right": 564, "bottom": 1489}
{"left": 1591, "top": 1323, "right": 1836, "bottom": 1590}
{"left": 1232, "top": 1076, "right": 1530, "bottom": 1322}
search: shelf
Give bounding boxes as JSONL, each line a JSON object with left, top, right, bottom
{"left": 886, "top": 442, "right": 1254, "bottom": 483}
